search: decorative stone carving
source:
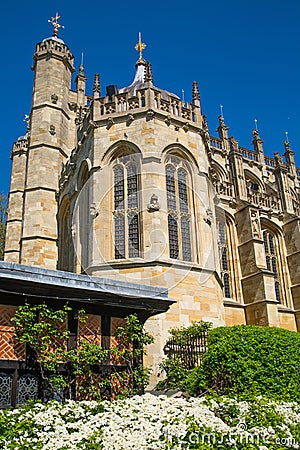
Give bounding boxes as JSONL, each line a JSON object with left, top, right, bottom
{"left": 51, "top": 93, "right": 58, "bottom": 104}
{"left": 106, "top": 117, "right": 114, "bottom": 129}
{"left": 69, "top": 102, "right": 77, "bottom": 111}
{"left": 164, "top": 115, "right": 171, "bottom": 126}
{"left": 90, "top": 203, "right": 99, "bottom": 219}
{"left": 146, "top": 109, "right": 154, "bottom": 120}
{"left": 127, "top": 114, "right": 135, "bottom": 125}
{"left": 147, "top": 194, "right": 160, "bottom": 212}
{"left": 250, "top": 209, "right": 261, "bottom": 238}
{"left": 204, "top": 208, "right": 213, "bottom": 226}
{"left": 49, "top": 125, "right": 56, "bottom": 135}
{"left": 183, "top": 122, "right": 189, "bottom": 132}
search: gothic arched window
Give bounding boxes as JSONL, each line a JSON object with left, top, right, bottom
{"left": 166, "top": 158, "right": 192, "bottom": 262}
{"left": 113, "top": 156, "right": 140, "bottom": 259}
{"left": 218, "top": 222, "right": 231, "bottom": 298}
{"left": 263, "top": 230, "right": 281, "bottom": 303}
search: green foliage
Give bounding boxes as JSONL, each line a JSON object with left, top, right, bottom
{"left": 111, "top": 314, "right": 154, "bottom": 397}
{"left": 157, "top": 356, "right": 189, "bottom": 390}
{"left": 185, "top": 325, "right": 300, "bottom": 401}
{"left": 157, "top": 321, "right": 211, "bottom": 390}
{"left": 12, "top": 304, "right": 153, "bottom": 400}
{"left": 168, "top": 320, "right": 212, "bottom": 344}
{"left": 0, "top": 192, "right": 7, "bottom": 261}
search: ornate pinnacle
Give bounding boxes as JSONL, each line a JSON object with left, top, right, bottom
{"left": 145, "top": 62, "right": 153, "bottom": 83}
{"left": 48, "top": 12, "right": 64, "bottom": 37}
{"left": 135, "top": 32, "right": 146, "bottom": 61}
{"left": 192, "top": 81, "right": 200, "bottom": 103}
{"left": 93, "top": 73, "right": 100, "bottom": 98}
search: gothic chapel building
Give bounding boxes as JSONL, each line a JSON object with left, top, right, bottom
{"left": 2, "top": 16, "right": 300, "bottom": 388}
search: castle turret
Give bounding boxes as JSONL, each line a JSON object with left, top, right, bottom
{"left": 19, "top": 14, "right": 76, "bottom": 268}
{"left": 4, "top": 134, "right": 28, "bottom": 262}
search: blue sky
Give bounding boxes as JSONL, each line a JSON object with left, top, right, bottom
{"left": 1, "top": 0, "right": 299, "bottom": 194}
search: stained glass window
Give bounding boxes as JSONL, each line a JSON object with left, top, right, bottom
{"left": 114, "top": 166, "right": 124, "bottom": 210}
{"left": 128, "top": 213, "right": 139, "bottom": 258}
{"left": 127, "top": 165, "right": 138, "bottom": 209}
{"left": 166, "top": 163, "right": 192, "bottom": 261}
{"left": 218, "top": 221, "right": 231, "bottom": 298}
{"left": 223, "top": 273, "right": 231, "bottom": 299}
{"left": 114, "top": 214, "right": 125, "bottom": 259}
{"left": 178, "top": 168, "right": 188, "bottom": 213}
{"left": 168, "top": 214, "right": 179, "bottom": 259}
{"left": 181, "top": 217, "right": 192, "bottom": 261}
{"left": 263, "top": 230, "right": 281, "bottom": 303}
{"left": 113, "top": 157, "right": 140, "bottom": 259}
{"left": 166, "top": 165, "right": 176, "bottom": 210}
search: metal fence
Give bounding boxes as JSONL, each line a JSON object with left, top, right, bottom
{"left": 163, "top": 332, "right": 208, "bottom": 370}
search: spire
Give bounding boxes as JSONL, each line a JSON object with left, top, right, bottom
{"left": 75, "top": 56, "right": 87, "bottom": 106}
{"left": 135, "top": 32, "right": 146, "bottom": 63}
{"left": 48, "top": 12, "right": 64, "bottom": 37}
{"left": 145, "top": 61, "right": 153, "bottom": 83}
{"left": 192, "top": 81, "right": 200, "bottom": 104}
{"left": 93, "top": 73, "right": 101, "bottom": 99}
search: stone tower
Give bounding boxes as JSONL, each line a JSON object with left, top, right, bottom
{"left": 5, "top": 15, "right": 77, "bottom": 268}
{"left": 4, "top": 22, "right": 300, "bottom": 386}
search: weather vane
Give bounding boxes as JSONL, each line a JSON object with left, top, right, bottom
{"left": 220, "top": 104, "right": 224, "bottom": 118}
{"left": 135, "top": 32, "right": 146, "bottom": 61}
{"left": 23, "top": 114, "right": 30, "bottom": 131}
{"left": 254, "top": 118, "right": 258, "bottom": 131}
{"left": 285, "top": 131, "right": 289, "bottom": 143}
{"left": 48, "top": 12, "right": 64, "bottom": 37}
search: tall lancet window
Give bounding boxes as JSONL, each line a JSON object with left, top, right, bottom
{"left": 166, "top": 158, "right": 192, "bottom": 262}
{"left": 218, "top": 222, "right": 231, "bottom": 298}
{"left": 263, "top": 230, "right": 281, "bottom": 303}
{"left": 113, "top": 156, "right": 140, "bottom": 259}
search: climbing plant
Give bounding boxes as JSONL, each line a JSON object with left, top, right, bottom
{"left": 12, "top": 303, "right": 153, "bottom": 400}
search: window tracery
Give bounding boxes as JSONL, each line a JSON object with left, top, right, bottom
{"left": 165, "top": 157, "right": 192, "bottom": 262}
{"left": 113, "top": 155, "right": 140, "bottom": 259}
{"left": 218, "top": 222, "right": 231, "bottom": 298}
{"left": 263, "top": 230, "right": 281, "bottom": 303}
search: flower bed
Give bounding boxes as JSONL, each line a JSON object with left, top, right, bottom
{"left": 1, "top": 394, "right": 300, "bottom": 449}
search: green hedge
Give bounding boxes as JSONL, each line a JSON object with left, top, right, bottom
{"left": 185, "top": 325, "right": 300, "bottom": 401}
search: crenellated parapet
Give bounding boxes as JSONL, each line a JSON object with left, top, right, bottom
{"left": 32, "top": 38, "right": 75, "bottom": 72}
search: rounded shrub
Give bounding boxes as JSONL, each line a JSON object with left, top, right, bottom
{"left": 185, "top": 325, "right": 300, "bottom": 401}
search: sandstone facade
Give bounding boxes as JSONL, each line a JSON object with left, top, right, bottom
{"left": 4, "top": 29, "right": 300, "bottom": 383}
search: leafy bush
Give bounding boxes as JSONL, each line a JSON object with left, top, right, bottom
{"left": 185, "top": 325, "right": 300, "bottom": 401}
{"left": 157, "top": 321, "right": 211, "bottom": 390}
{"left": 168, "top": 320, "right": 212, "bottom": 344}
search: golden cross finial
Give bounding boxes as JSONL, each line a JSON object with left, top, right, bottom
{"left": 48, "top": 12, "right": 64, "bottom": 37}
{"left": 135, "top": 32, "right": 146, "bottom": 61}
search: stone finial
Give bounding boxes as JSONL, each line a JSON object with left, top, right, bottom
{"left": 93, "top": 73, "right": 100, "bottom": 98}
{"left": 144, "top": 61, "right": 153, "bottom": 83}
{"left": 284, "top": 139, "right": 294, "bottom": 154}
{"left": 192, "top": 81, "right": 200, "bottom": 103}
{"left": 252, "top": 128, "right": 264, "bottom": 154}
{"left": 229, "top": 136, "right": 239, "bottom": 151}
{"left": 216, "top": 114, "right": 229, "bottom": 142}
{"left": 252, "top": 128, "right": 263, "bottom": 143}
{"left": 274, "top": 152, "right": 284, "bottom": 167}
